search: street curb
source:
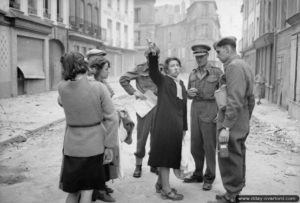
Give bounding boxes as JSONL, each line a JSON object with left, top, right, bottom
{"left": 0, "top": 93, "right": 129, "bottom": 148}
{"left": 0, "top": 118, "right": 65, "bottom": 147}
{"left": 0, "top": 109, "right": 281, "bottom": 147}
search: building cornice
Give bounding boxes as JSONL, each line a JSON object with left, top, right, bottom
{"left": 0, "top": 9, "right": 52, "bottom": 35}
{"left": 286, "top": 12, "right": 300, "bottom": 26}
{"left": 134, "top": 45, "right": 147, "bottom": 51}
{"left": 105, "top": 45, "right": 136, "bottom": 53}
{"left": 135, "top": 23, "right": 158, "bottom": 27}
{"left": 68, "top": 31, "right": 104, "bottom": 45}
{"left": 254, "top": 32, "right": 274, "bottom": 49}
{"left": 0, "top": 10, "right": 11, "bottom": 26}
{"left": 187, "top": 0, "right": 217, "bottom": 13}
{"left": 240, "top": 43, "right": 255, "bottom": 54}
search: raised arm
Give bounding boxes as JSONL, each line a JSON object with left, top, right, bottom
{"left": 148, "top": 53, "right": 164, "bottom": 86}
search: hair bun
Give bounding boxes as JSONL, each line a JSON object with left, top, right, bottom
{"left": 60, "top": 55, "right": 65, "bottom": 63}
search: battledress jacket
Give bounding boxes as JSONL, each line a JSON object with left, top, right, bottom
{"left": 217, "top": 55, "right": 255, "bottom": 133}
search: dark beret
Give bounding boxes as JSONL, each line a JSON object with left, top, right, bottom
{"left": 214, "top": 36, "right": 237, "bottom": 48}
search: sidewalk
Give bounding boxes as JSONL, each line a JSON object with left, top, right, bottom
{"left": 0, "top": 77, "right": 126, "bottom": 146}
{"left": 0, "top": 91, "right": 64, "bottom": 146}
{"left": 252, "top": 99, "right": 300, "bottom": 148}
{"left": 1, "top": 79, "right": 300, "bottom": 148}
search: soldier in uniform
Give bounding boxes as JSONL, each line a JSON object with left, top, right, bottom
{"left": 183, "top": 44, "right": 222, "bottom": 191}
{"left": 212, "top": 37, "right": 255, "bottom": 203}
{"left": 119, "top": 61, "right": 158, "bottom": 178}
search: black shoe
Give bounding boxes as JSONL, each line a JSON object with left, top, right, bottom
{"left": 216, "top": 194, "right": 225, "bottom": 200}
{"left": 133, "top": 165, "right": 142, "bottom": 178}
{"left": 105, "top": 185, "right": 114, "bottom": 194}
{"left": 92, "top": 190, "right": 115, "bottom": 202}
{"left": 150, "top": 166, "right": 158, "bottom": 175}
{"left": 202, "top": 182, "right": 212, "bottom": 191}
{"left": 161, "top": 189, "right": 184, "bottom": 201}
{"left": 183, "top": 174, "right": 203, "bottom": 183}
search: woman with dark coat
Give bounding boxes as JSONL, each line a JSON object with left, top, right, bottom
{"left": 147, "top": 44, "right": 188, "bottom": 201}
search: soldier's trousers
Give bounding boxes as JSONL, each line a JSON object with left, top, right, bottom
{"left": 134, "top": 107, "right": 156, "bottom": 165}
{"left": 217, "top": 108, "right": 250, "bottom": 195}
{"left": 190, "top": 101, "right": 217, "bottom": 184}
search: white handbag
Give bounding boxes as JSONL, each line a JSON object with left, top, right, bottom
{"left": 174, "top": 133, "right": 195, "bottom": 180}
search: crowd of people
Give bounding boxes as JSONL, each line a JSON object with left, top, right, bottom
{"left": 57, "top": 36, "right": 255, "bottom": 203}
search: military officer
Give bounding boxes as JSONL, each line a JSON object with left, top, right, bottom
{"left": 183, "top": 44, "right": 222, "bottom": 191}
{"left": 212, "top": 37, "right": 255, "bottom": 203}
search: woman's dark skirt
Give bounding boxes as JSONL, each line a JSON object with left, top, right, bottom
{"left": 59, "top": 153, "right": 105, "bottom": 193}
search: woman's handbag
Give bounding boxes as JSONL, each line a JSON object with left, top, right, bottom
{"left": 174, "top": 134, "right": 195, "bottom": 180}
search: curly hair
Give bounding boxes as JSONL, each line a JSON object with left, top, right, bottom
{"left": 164, "top": 57, "right": 181, "bottom": 73}
{"left": 60, "top": 52, "right": 88, "bottom": 81}
{"left": 90, "top": 58, "right": 110, "bottom": 69}
{"left": 89, "top": 57, "right": 110, "bottom": 79}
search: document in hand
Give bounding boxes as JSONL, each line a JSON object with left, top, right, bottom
{"left": 134, "top": 90, "right": 157, "bottom": 118}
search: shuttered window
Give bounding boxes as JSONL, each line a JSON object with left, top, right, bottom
{"left": 17, "top": 36, "right": 45, "bottom": 79}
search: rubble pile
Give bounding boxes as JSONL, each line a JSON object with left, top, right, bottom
{"left": 250, "top": 118, "right": 299, "bottom": 153}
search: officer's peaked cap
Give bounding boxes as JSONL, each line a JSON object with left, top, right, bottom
{"left": 191, "top": 44, "right": 211, "bottom": 56}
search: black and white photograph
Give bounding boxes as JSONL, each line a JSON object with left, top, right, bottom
{"left": 0, "top": 0, "right": 300, "bottom": 202}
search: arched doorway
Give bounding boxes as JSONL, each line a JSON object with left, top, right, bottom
{"left": 17, "top": 67, "right": 25, "bottom": 95}
{"left": 49, "top": 39, "right": 64, "bottom": 90}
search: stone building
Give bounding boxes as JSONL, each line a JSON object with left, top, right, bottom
{"left": 275, "top": 0, "right": 300, "bottom": 119}
{"left": 240, "top": 0, "right": 300, "bottom": 120}
{"left": 155, "top": 0, "right": 221, "bottom": 72}
{"left": 155, "top": 2, "right": 186, "bottom": 26}
{"left": 133, "top": 0, "right": 156, "bottom": 65}
{"left": 68, "top": 0, "right": 135, "bottom": 77}
{"left": 99, "top": 0, "right": 135, "bottom": 76}
{"left": 240, "top": 0, "right": 260, "bottom": 74}
{"left": 0, "top": 0, "right": 135, "bottom": 98}
{"left": 68, "top": 0, "right": 104, "bottom": 56}
{"left": 0, "top": 0, "right": 69, "bottom": 97}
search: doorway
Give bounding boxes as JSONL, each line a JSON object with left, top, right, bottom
{"left": 49, "top": 39, "right": 64, "bottom": 90}
{"left": 17, "top": 67, "right": 25, "bottom": 95}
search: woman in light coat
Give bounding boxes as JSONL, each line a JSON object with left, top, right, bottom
{"left": 58, "top": 52, "right": 118, "bottom": 203}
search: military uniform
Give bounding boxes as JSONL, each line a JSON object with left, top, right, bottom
{"left": 119, "top": 62, "right": 158, "bottom": 177}
{"left": 215, "top": 37, "right": 255, "bottom": 202}
{"left": 186, "top": 45, "right": 223, "bottom": 186}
